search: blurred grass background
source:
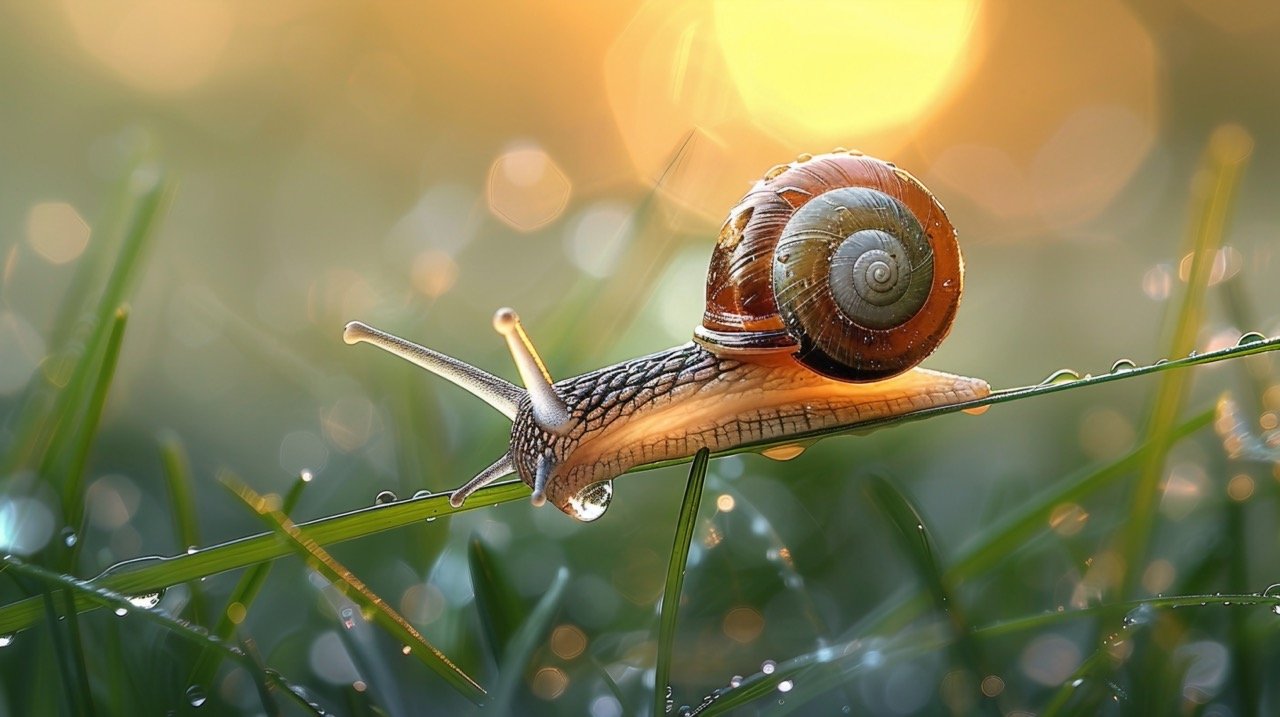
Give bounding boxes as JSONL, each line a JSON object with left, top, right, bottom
{"left": 3, "top": 0, "right": 1280, "bottom": 714}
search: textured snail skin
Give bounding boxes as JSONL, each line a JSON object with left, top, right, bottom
{"left": 508, "top": 342, "right": 989, "bottom": 513}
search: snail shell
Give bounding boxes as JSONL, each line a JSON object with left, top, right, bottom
{"left": 694, "top": 152, "right": 963, "bottom": 382}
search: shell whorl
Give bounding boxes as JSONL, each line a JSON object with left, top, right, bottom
{"left": 696, "top": 151, "right": 963, "bottom": 382}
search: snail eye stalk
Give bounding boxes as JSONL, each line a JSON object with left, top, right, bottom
{"left": 492, "top": 308, "right": 572, "bottom": 434}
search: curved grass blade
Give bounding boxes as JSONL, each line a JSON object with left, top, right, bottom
{"left": 0, "top": 555, "right": 325, "bottom": 716}
{"left": 654, "top": 448, "right": 710, "bottom": 717}
{"left": 158, "top": 431, "right": 207, "bottom": 625}
{"left": 863, "top": 474, "right": 997, "bottom": 717}
{"left": 222, "top": 477, "right": 486, "bottom": 704}
{"left": 2, "top": 337, "right": 1278, "bottom": 635}
{"left": 468, "top": 535, "right": 527, "bottom": 663}
{"left": 490, "top": 567, "right": 569, "bottom": 714}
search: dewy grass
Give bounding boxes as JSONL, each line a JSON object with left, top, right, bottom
{"left": 1, "top": 337, "right": 1277, "bottom": 637}
{"left": 222, "top": 477, "right": 487, "bottom": 704}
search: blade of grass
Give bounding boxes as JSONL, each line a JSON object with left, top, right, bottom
{"left": 59, "top": 307, "right": 129, "bottom": 539}
{"left": 1, "top": 339, "right": 1277, "bottom": 635}
{"left": 37, "top": 589, "right": 81, "bottom": 716}
{"left": 490, "top": 567, "right": 570, "bottom": 715}
{"left": 654, "top": 448, "right": 709, "bottom": 717}
{"left": 1122, "top": 125, "right": 1252, "bottom": 595}
{"left": 6, "top": 172, "right": 168, "bottom": 475}
{"left": 157, "top": 431, "right": 206, "bottom": 625}
{"left": 188, "top": 470, "right": 314, "bottom": 687}
{"left": 221, "top": 477, "right": 486, "bottom": 704}
{"left": 0, "top": 555, "right": 324, "bottom": 716}
{"left": 863, "top": 474, "right": 997, "bottom": 717}
{"left": 468, "top": 535, "right": 527, "bottom": 664}
{"left": 58, "top": 588, "right": 97, "bottom": 717}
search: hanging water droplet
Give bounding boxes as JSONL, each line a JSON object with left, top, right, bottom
{"left": 185, "top": 685, "right": 207, "bottom": 708}
{"left": 60, "top": 527, "right": 78, "bottom": 548}
{"left": 761, "top": 660, "right": 777, "bottom": 675}
{"left": 1271, "top": 605, "right": 1280, "bottom": 615}
{"left": 777, "top": 679, "right": 794, "bottom": 693}
{"left": 128, "top": 590, "right": 163, "bottom": 609}
{"left": 1238, "top": 331, "right": 1267, "bottom": 346}
{"left": 1039, "top": 369, "right": 1080, "bottom": 386}
{"left": 1110, "top": 359, "right": 1137, "bottom": 374}
{"left": 114, "top": 607, "right": 128, "bottom": 617}
{"left": 0, "top": 633, "right": 13, "bottom": 648}
{"left": 566, "top": 480, "right": 613, "bottom": 522}
{"left": 729, "top": 675, "right": 743, "bottom": 688}
{"left": 299, "top": 469, "right": 314, "bottom": 483}
{"left": 374, "top": 490, "right": 397, "bottom": 505}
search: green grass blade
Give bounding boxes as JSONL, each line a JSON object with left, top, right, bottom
{"left": 6, "top": 173, "right": 168, "bottom": 475}
{"left": 863, "top": 474, "right": 997, "bottom": 717}
{"left": 157, "top": 431, "right": 206, "bottom": 625}
{"left": 490, "top": 567, "right": 570, "bottom": 714}
{"left": 468, "top": 535, "right": 527, "bottom": 663}
{"left": 59, "top": 307, "right": 129, "bottom": 536}
{"left": 158, "top": 431, "right": 201, "bottom": 559}
{"left": 58, "top": 588, "right": 97, "bottom": 717}
{"left": 653, "top": 447, "right": 709, "bottom": 717}
{"left": 188, "top": 470, "right": 314, "bottom": 687}
{"left": 0, "top": 555, "right": 323, "bottom": 716}
{"left": 222, "top": 477, "right": 487, "bottom": 704}
{"left": 1122, "top": 126, "right": 1251, "bottom": 595}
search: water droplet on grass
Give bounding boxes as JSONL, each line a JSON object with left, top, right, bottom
{"left": 128, "top": 591, "right": 163, "bottom": 609}
{"left": 185, "top": 685, "right": 206, "bottom": 707}
{"left": 374, "top": 490, "right": 397, "bottom": 505}
{"left": 566, "top": 480, "right": 613, "bottom": 522}
{"left": 1040, "top": 369, "right": 1080, "bottom": 386}
{"left": 0, "top": 633, "right": 13, "bottom": 648}
{"left": 1110, "top": 359, "right": 1137, "bottom": 373}
{"left": 1238, "top": 332, "right": 1267, "bottom": 346}
{"left": 761, "top": 660, "right": 777, "bottom": 675}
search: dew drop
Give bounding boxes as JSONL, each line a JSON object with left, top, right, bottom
{"left": 374, "top": 490, "right": 397, "bottom": 505}
{"left": 185, "top": 685, "right": 207, "bottom": 708}
{"left": 1266, "top": 584, "right": 1280, "bottom": 598}
{"left": 114, "top": 607, "right": 128, "bottom": 617}
{"left": 401, "top": 645, "right": 412, "bottom": 655}
{"left": 729, "top": 675, "right": 743, "bottom": 688}
{"left": 777, "top": 679, "right": 794, "bottom": 693}
{"left": 128, "top": 591, "right": 163, "bottom": 609}
{"left": 340, "top": 607, "right": 357, "bottom": 630}
{"left": 1071, "top": 678, "right": 1084, "bottom": 688}
{"left": 412, "top": 489, "right": 431, "bottom": 499}
{"left": 0, "top": 633, "right": 13, "bottom": 648}
{"left": 1271, "top": 605, "right": 1280, "bottom": 615}
{"left": 566, "top": 480, "right": 613, "bottom": 522}
{"left": 761, "top": 660, "right": 777, "bottom": 675}
{"left": 1110, "top": 359, "right": 1137, "bottom": 374}
{"left": 1238, "top": 331, "right": 1267, "bottom": 346}
{"left": 1039, "top": 369, "right": 1080, "bottom": 386}
{"left": 60, "top": 527, "right": 78, "bottom": 548}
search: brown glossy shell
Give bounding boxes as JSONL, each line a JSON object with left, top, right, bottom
{"left": 694, "top": 151, "right": 963, "bottom": 381}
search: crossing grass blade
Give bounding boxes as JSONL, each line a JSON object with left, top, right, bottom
{"left": 653, "top": 448, "right": 710, "bottom": 717}
{"left": 222, "top": 477, "right": 487, "bottom": 704}
{"left": 188, "top": 469, "right": 314, "bottom": 688}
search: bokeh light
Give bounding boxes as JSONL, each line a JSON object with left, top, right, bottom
{"left": 486, "top": 145, "right": 572, "bottom": 232}
{"left": 25, "top": 202, "right": 90, "bottom": 264}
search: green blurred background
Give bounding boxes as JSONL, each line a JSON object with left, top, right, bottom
{"left": 3, "top": 0, "right": 1280, "bottom": 714}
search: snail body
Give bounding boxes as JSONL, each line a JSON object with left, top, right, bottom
{"left": 345, "top": 152, "right": 989, "bottom": 521}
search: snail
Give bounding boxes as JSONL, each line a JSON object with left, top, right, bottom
{"left": 344, "top": 151, "right": 990, "bottom": 522}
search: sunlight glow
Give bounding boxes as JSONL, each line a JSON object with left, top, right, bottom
{"left": 713, "top": 1, "right": 981, "bottom": 142}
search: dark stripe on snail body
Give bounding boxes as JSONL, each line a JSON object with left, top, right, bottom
{"left": 345, "top": 152, "right": 987, "bottom": 522}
